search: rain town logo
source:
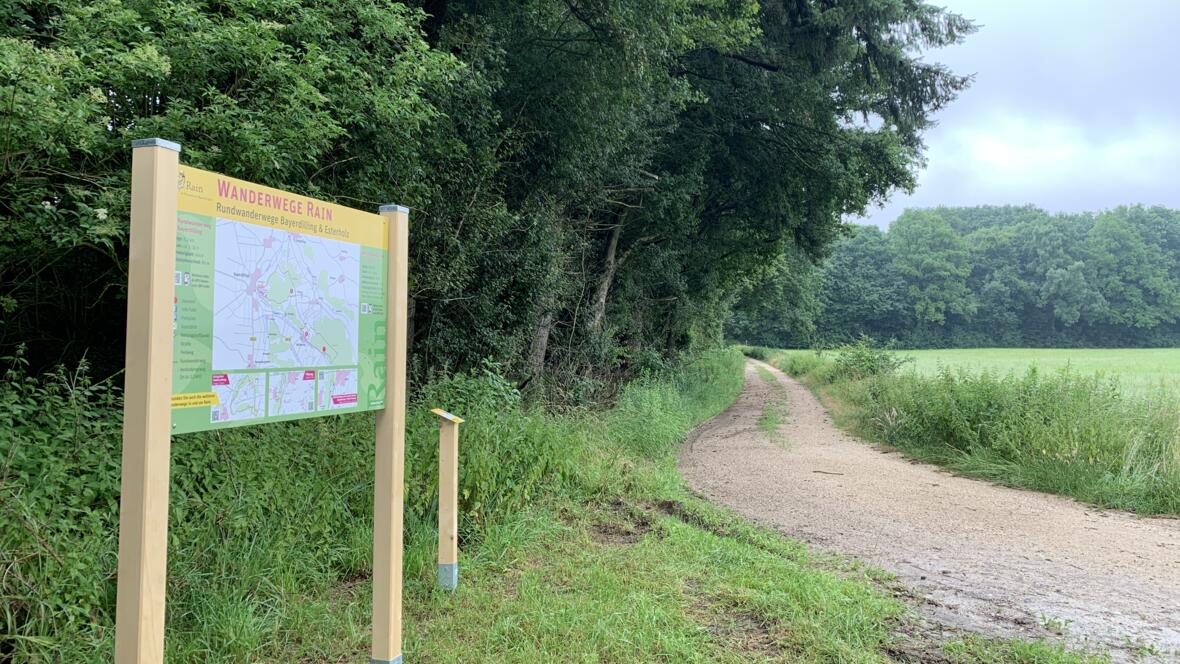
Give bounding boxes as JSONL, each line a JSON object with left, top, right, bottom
{"left": 177, "top": 171, "right": 205, "bottom": 195}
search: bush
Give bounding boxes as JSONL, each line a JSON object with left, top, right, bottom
{"left": 0, "top": 347, "right": 746, "bottom": 660}
{"left": 0, "top": 352, "right": 123, "bottom": 657}
{"left": 411, "top": 362, "right": 572, "bottom": 530}
{"left": 607, "top": 348, "right": 745, "bottom": 459}
{"left": 768, "top": 338, "right": 907, "bottom": 384}
{"left": 740, "top": 346, "right": 771, "bottom": 362}
{"left": 778, "top": 352, "right": 827, "bottom": 377}
{"left": 829, "top": 336, "right": 910, "bottom": 382}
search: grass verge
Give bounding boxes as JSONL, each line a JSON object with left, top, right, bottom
{"left": 756, "top": 344, "right": 1180, "bottom": 516}
{"left": 2, "top": 348, "right": 1104, "bottom": 662}
{"left": 395, "top": 350, "right": 1099, "bottom": 663}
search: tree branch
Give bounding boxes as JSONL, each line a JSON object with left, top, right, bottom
{"left": 718, "top": 51, "right": 784, "bottom": 72}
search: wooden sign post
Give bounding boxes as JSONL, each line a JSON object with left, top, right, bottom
{"left": 114, "top": 140, "right": 410, "bottom": 663}
{"left": 115, "top": 138, "right": 181, "bottom": 663}
{"left": 372, "top": 204, "right": 410, "bottom": 663}
{"left": 430, "top": 408, "right": 464, "bottom": 591}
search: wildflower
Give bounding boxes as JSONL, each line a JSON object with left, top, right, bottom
{"left": 95, "top": 208, "right": 108, "bottom": 221}
{"left": 41, "top": 201, "right": 54, "bottom": 210}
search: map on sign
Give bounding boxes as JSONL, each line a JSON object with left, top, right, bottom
{"left": 211, "top": 372, "right": 266, "bottom": 424}
{"left": 318, "top": 368, "right": 359, "bottom": 411}
{"left": 169, "top": 166, "right": 390, "bottom": 434}
{"left": 269, "top": 370, "right": 318, "bottom": 417}
{"left": 212, "top": 220, "right": 360, "bottom": 370}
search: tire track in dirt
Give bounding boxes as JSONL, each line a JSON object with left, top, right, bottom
{"left": 679, "top": 360, "right": 1180, "bottom": 662}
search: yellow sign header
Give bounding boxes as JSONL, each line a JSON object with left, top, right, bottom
{"left": 177, "top": 166, "right": 386, "bottom": 249}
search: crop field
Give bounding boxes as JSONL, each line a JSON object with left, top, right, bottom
{"left": 900, "top": 348, "right": 1180, "bottom": 392}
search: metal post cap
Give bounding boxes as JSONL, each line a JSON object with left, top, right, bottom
{"left": 130, "top": 138, "right": 182, "bottom": 152}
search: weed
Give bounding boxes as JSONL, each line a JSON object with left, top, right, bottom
{"left": 754, "top": 364, "right": 776, "bottom": 382}
{"left": 758, "top": 400, "right": 782, "bottom": 437}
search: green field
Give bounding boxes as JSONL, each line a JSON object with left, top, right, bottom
{"left": 899, "top": 348, "right": 1180, "bottom": 392}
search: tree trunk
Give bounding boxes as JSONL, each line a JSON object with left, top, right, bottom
{"left": 588, "top": 222, "right": 622, "bottom": 333}
{"left": 525, "top": 310, "right": 555, "bottom": 383}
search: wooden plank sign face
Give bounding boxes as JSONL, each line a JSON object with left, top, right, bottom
{"left": 169, "top": 166, "right": 390, "bottom": 433}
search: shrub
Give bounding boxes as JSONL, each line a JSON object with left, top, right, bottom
{"left": 779, "top": 352, "right": 827, "bottom": 377}
{"left": 607, "top": 348, "right": 745, "bottom": 459}
{"left": 829, "top": 336, "right": 910, "bottom": 382}
{"left": 0, "top": 351, "right": 123, "bottom": 657}
{"left": 0, "top": 348, "right": 746, "bottom": 660}
{"left": 740, "top": 345, "right": 771, "bottom": 361}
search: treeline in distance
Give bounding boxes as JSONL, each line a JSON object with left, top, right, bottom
{"left": 730, "top": 205, "right": 1180, "bottom": 348}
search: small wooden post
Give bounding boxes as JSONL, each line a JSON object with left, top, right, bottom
{"left": 430, "top": 408, "right": 464, "bottom": 591}
{"left": 372, "top": 204, "right": 409, "bottom": 664}
{"left": 114, "top": 138, "right": 181, "bottom": 663}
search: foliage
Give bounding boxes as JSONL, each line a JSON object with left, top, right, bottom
{"left": 604, "top": 348, "right": 745, "bottom": 459}
{"left": 729, "top": 205, "right": 1180, "bottom": 349}
{"left": 0, "top": 0, "right": 459, "bottom": 371}
{"left": 737, "top": 345, "right": 771, "bottom": 361}
{"left": 778, "top": 351, "right": 828, "bottom": 377}
{"left": 1, "top": 0, "right": 973, "bottom": 390}
{"left": 727, "top": 246, "right": 822, "bottom": 348}
{"left": 1, "top": 0, "right": 984, "bottom": 657}
{"left": 0, "top": 350, "right": 123, "bottom": 653}
{"left": 829, "top": 336, "right": 911, "bottom": 382}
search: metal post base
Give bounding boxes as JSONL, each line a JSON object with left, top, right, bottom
{"left": 371, "top": 657, "right": 402, "bottom": 664}
{"left": 438, "top": 562, "right": 458, "bottom": 591}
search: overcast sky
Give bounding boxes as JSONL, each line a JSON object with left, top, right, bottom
{"left": 858, "top": 0, "right": 1180, "bottom": 227}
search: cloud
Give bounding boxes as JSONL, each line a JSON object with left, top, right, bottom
{"left": 939, "top": 113, "right": 1180, "bottom": 193}
{"left": 857, "top": 0, "right": 1180, "bottom": 227}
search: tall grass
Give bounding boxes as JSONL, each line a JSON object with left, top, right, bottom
{"left": 0, "top": 348, "right": 745, "bottom": 662}
{"left": 3, "top": 347, "right": 1103, "bottom": 662}
{"left": 765, "top": 346, "right": 1180, "bottom": 515}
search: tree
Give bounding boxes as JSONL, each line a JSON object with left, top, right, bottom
{"left": 727, "top": 247, "right": 821, "bottom": 348}
{"left": 793, "top": 206, "right": 1180, "bottom": 349}
{"left": 1, "top": 0, "right": 979, "bottom": 388}
{"left": 889, "top": 210, "right": 976, "bottom": 326}
{"left": 1086, "top": 208, "right": 1180, "bottom": 329}
{"left": 815, "top": 226, "right": 907, "bottom": 342}
{"left": 0, "top": 0, "right": 458, "bottom": 372}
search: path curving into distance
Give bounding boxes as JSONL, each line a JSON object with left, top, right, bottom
{"left": 679, "top": 359, "right": 1180, "bottom": 662}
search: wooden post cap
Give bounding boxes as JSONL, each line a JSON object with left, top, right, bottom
{"left": 430, "top": 408, "right": 465, "bottom": 424}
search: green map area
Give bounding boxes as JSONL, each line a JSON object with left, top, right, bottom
{"left": 171, "top": 212, "right": 388, "bottom": 434}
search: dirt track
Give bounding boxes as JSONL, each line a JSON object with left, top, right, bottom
{"left": 679, "top": 360, "right": 1180, "bottom": 662}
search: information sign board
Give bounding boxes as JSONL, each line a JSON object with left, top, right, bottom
{"left": 169, "top": 167, "right": 388, "bottom": 433}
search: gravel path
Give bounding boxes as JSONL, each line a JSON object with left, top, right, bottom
{"left": 679, "top": 360, "right": 1180, "bottom": 662}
